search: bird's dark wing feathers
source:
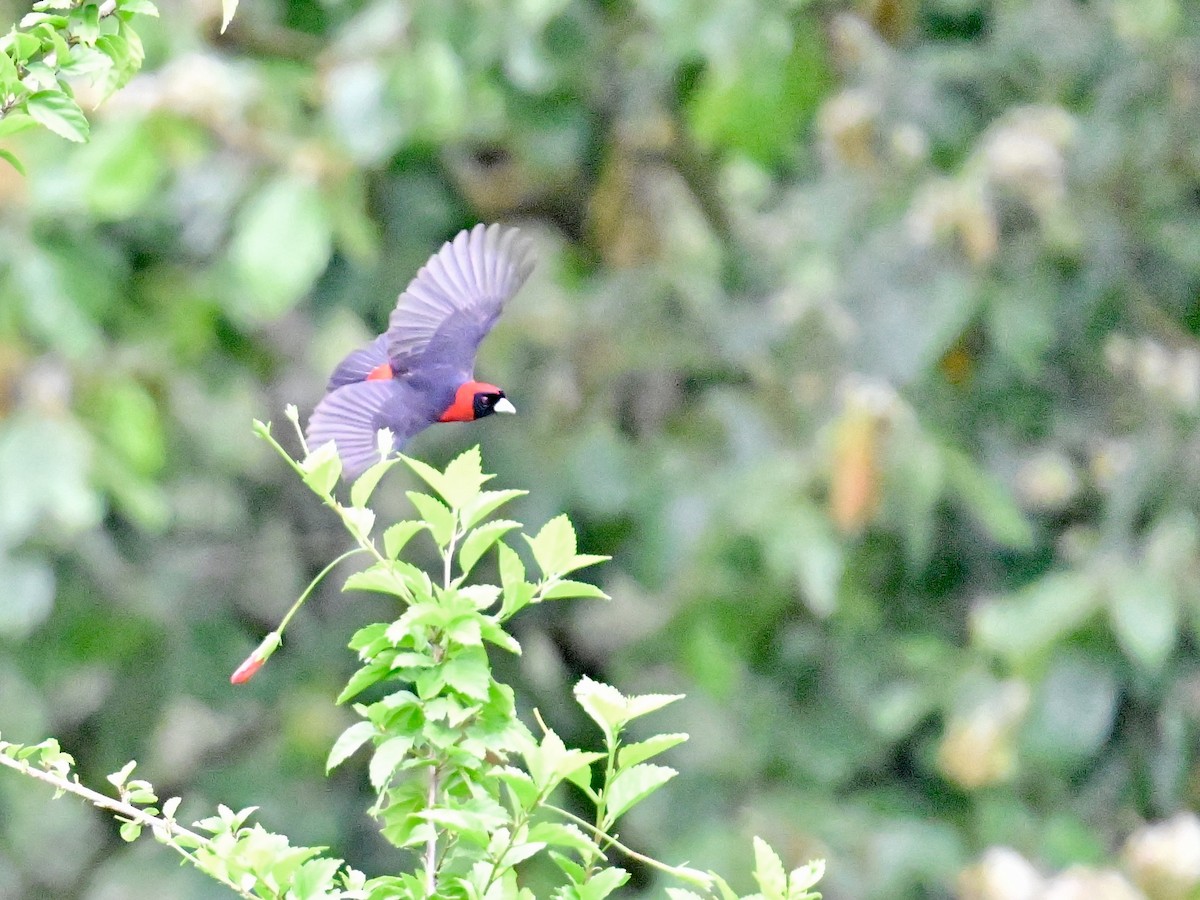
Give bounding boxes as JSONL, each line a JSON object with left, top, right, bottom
{"left": 305, "top": 380, "right": 431, "bottom": 481}
{"left": 326, "top": 334, "right": 389, "bottom": 391}
{"left": 386, "top": 223, "right": 534, "bottom": 380}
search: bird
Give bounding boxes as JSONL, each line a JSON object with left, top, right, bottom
{"left": 306, "top": 223, "right": 535, "bottom": 480}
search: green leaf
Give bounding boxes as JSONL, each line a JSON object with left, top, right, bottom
{"left": 459, "top": 520, "right": 521, "bottom": 576}
{"left": 383, "top": 521, "right": 429, "bottom": 560}
{"left": 525, "top": 515, "right": 577, "bottom": 578}
{"left": 343, "top": 565, "right": 420, "bottom": 601}
{"left": 944, "top": 448, "right": 1033, "bottom": 549}
{"left": 369, "top": 735, "right": 416, "bottom": 789}
{"left": 107, "top": 760, "right": 137, "bottom": 789}
{"left": 624, "top": 691, "right": 685, "bottom": 722}
{"left": 402, "top": 454, "right": 449, "bottom": 500}
{"left": 25, "top": 90, "right": 89, "bottom": 142}
{"left": 574, "top": 676, "right": 684, "bottom": 739}
{"left": 526, "top": 822, "right": 598, "bottom": 857}
{"left": 442, "top": 648, "right": 492, "bottom": 701}
{"left": 573, "top": 677, "right": 626, "bottom": 741}
{"left": 788, "top": 858, "right": 825, "bottom": 899}
{"left": 351, "top": 456, "right": 406, "bottom": 508}
{"left": 604, "top": 763, "right": 677, "bottom": 823}
{"left": 326, "top": 721, "right": 375, "bottom": 772}
{"left": 299, "top": 440, "right": 342, "bottom": 496}
{"left": 577, "top": 866, "right": 629, "bottom": 900}
{"left": 1107, "top": 567, "right": 1178, "bottom": 674}
{"left": 228, "top": 175, "right": 333, "bottom": 321}
{"left": 337, "top": 660, "right": 392, "bottom": 704}
{"left": 540, "top": 580, "right": 609, "bottom": 601}
{"left": 753, "top": 836, "right": 788, "bottom": 900}
{"left": 119, "top": 821, "right": 142, "bottom": 842}
{"left": 441, "top": 446, "right": 493, "bottom": 509}
{"left": 406, "top": 491, "right": 455, "bottom": 549}
{"left": 117, "top": 0, "right": 159, "bottom": 15}
{"left": 73, "top": 3, "right": 101, "bottom": 45}
{"left": 462, "top": 489, "right": 527, "bottom": 530}
{"left": 617, "top": 733, "right": 688, "bottom": 769}
{"left": 0, "top": 147, "right": 26, "bottom": 177}
{"left": 971, "top": 571, "right": 1101, "bottom": 665}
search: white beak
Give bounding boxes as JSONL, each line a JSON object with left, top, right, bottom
{"left": 494, "top": 397, "right": 516, "bottom": 414}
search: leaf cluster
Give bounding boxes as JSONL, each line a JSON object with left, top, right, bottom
{"left": 0, "top": 0, "right": 159, "bottom": 167}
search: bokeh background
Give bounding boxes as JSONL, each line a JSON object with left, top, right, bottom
{"left": 3, "top": 0, "right": 1200, "bottom": 897}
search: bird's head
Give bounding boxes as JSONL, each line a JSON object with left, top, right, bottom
{"left": 439, "top": 381, "right": 516, "bottom": 423}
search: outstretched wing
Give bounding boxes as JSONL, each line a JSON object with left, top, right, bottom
{"left": 305, "top": 380, "right": 431, "bottom": 480}
{"left": 326, "top": 335, "right": 389, "bottom": 391}
{"left": 387, "top": 223, "right": 535, "bottom": 381}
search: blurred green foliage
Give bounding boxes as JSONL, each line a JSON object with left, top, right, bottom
{"left": 2, "top": 0, "right": 1200, "bottom": 897}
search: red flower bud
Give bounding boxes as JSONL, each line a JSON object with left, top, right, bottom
{"left": 229, "top": 632, "right": 281, "bottom": 685}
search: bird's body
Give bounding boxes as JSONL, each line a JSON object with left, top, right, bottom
{"left": 306, "top": 223, "right": 534, "bottom": 479}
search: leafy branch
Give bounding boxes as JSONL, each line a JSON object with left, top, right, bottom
{"left": 0, "top": 0, "right": 240, "bottom": 172}
{"left": 0, "top": 417, "right": 825, "bottom": 899}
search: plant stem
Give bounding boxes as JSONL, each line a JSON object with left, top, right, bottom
{"left": 544, "top": 803, "right": 712, "bottom": 887}
{"left": 0, "top": 753, "right": 257, "bottom": 900}
{"left": 424, "top": 764, "right": 441, "bottom": 895}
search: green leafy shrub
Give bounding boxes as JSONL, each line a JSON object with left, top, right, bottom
{"left": 0, "top": 425, "right": 824, "bottom": 900}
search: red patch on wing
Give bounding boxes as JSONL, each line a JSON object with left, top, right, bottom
{"left": 365, "top": 362, "right": 393, "bottom": 382}
{"left": 439, "top": 381, "right": 499, "bottom": 422}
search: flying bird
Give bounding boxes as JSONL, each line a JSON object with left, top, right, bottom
{"left": 306, "top": 223, "right": 535, "bottom": 479}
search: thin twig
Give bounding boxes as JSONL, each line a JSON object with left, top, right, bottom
{"left": 543, "top": 802, "right": 711, "bottom": 885}
{"left": 0, "top": 753, "right": 257, "bottom": 900}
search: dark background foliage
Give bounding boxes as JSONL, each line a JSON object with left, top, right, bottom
{"left": 2, "top": 0, "right": 1200, "bottom": 897}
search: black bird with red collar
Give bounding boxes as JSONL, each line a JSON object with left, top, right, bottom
{"left": 306, "top": 223, "right": 534, "bottom": 479}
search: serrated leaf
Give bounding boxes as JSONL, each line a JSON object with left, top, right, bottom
{"left": 462, "top": 489, "right": 527, "bottom": 530}
{"left": 578, "top": 866, "right": 629, "bottom": 900}
{"left": 624, "top": 691, "right": 685, "bottom": 722}
{"left": 441, "top": 445, "right": 493, "bottom": 509}
{"left": 342, "top": 505, "right": 375, "bottom": 539}
{"left": 526, "top": 822, "right": 598, "bottom": 856}
{"left": 351, "top": 456, "right": 405, "bottom": 508}
{"left": 300, "top": 440, "right": 342, "bottom": 496}
{"left": 25, "top": 90, "right": 89, "bottom": 142}
{"left": 407, "top": 491, "right": 455, "bottom": 549}
{"left": 480, "top": 619, "right": 522, "bottom": 654}
{"left": 343, "top": 566, "right": 415, "bottom": 600}
{"left": 402, "top": 455, "right": 449, "bottom": 500}
{"left": 540, "top": 580, "right": 609, "bottom": 601}
{"left": 337, "top": 660, "right": 391, "bottom": 704}
{"left": 574, "top": 677, "right": 626, "bottom": 741}
{"left": 369, "top": 735, "right": 416, "bottom": 789}
{"left": 459, "top": 520, "right": 521, "bottom": 576}
{"left": 525, "top": 515, "right": 577, "bottom": 578}
{"left": 604, "top": 763, "right": 677, "bottom": 823}
{"left": 617, "top": 733, "right": 688, "bottom": 769}
{"left": 442, "top": 648, "right": 492, "bottom": 701}
{"left": 327, "top": 721, "right": 375, "bottom": 772}
{"left": 788, "top": 858, "right": 825, "bottom": 898}
{"left": 753, "top": 836, "right": 787, "bottom": 900}
{"left": 457, "top": 585, "right": 500, "bottom": 611}
{"left": 384, "top": 521, "right": 429, "bottom": 560}
{"left": 348, "top": 622, "right": 388, "bottom": 651}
